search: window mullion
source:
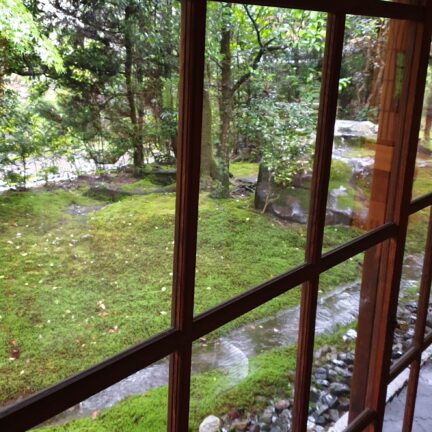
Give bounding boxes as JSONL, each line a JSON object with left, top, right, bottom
{"left": 292, "top": 12, "right": 345, "bottom": 432}
{"left": 361, "top": 6, "right": 432, "bottom": 430}
{"left": 402, "top": 207, "right": 432, "bottom": 432}
{"left": 168, "top": 0, "right": 207, "bottom": 431}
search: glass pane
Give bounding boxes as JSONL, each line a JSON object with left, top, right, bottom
{"left": 195, "top": 1, "right": 326, "bottom": 313}
{"left": 36, "top": 357, "right": 169, "bottom": 431}
{"left": 0, "top": 1, "right": 179, "bottom": 407}
{"left": 308, "top": 253, "right": 363, "bottom": 430}
{"left": 323, "top": 16, "right": 408, "bottom": 251}
{"left": 392, "top": 213, "right": 429, "bottom": 361}
{"left": 412, "top": 42, "right": 432, "bottom": 200}
{"left": 189, "top": 287, "right": 300, "bottom": 431}
{"left": 383, "top": 360, "right": 432, "bottom": 432}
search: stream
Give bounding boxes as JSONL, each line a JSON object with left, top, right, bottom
{"left": 43, "top": 254, "right": 424, "bottom": 427}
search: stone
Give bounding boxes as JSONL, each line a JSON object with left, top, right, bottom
{"left": 260, "top": 407, "right": 274, "bottom": 425}
{"left": 232, "top": 419, "right": 249, "bottom": 431}
{"left": 328, "top": 409, "right": 339, "bottom": 423}
{"left": 329, "top": 382, "right": 350, "bottom": 397}
{"left": 332, "top": 359, "right": 345, "bottom": 367}
{"left": 315, "top": 379, "right": 329, "bottom": 388}
{"left": 269, "top": 427, "right": 282, "bottom": 432}
{"left": 337, "top": 396, "right": 350, "bottom": 411}
{"left": 320, "top": 394, "right": 338, "bottom": 409}
{"left": 199, "top": 415, "right": 221, "bottom": 432}
{"left": 275, "top": 399, "right": 290, "bottom": 412}
{"left": 314, "top": 415, "right": 326, "bottom": 426}
{"left": 275, "top": 409, "right": 292, "bottom": 432}
{"left": 315, "top": 367, "right": 328, "bottom": 381}
{"left": 338, "top": 352, "right": 354, "bottom": 365}
{"left": 342, "top": 329, "right": 357, "bottom": 342}
{"left": 310, "top": 388, "right": 320, "bottom": 403}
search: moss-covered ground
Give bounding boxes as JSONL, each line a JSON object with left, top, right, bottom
{"left": 1, "top": 159, "right": 430, "bottom": 431}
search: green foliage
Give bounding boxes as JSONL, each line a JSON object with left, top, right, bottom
{"left": 238, "top": 100, "right": 316, "bottom": 186}
{"left": 0, "top": 0, "right": 63, "bottom": 72}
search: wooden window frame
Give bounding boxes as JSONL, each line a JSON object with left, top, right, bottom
{"left": 1, "top": 1, "right": 431, "bottom": 431}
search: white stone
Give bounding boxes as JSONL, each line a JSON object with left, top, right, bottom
{"left": 199, "top": 415, "right": 221, "bottom": 432}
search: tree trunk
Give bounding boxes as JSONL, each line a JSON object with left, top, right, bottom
{"left": 125, "top": 5, "right": 143, "bottom": 177}
{"left": 217, "top": 6, "right": 233, "bottom": 198}
{"left": 200, "top": 88, "right": 216, "bottom": 186}
{"left": 424, "top": 69, "right": 432, "bottom": 144}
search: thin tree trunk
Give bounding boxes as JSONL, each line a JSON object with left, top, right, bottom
{"left": 217, "top": 6, "right": 233, "bottom": 198}
{"left": 125, "top": 5, "right": 143, "bottom": 176}
{"left": 201, "top": 88, "right": 215, "bottom": 185}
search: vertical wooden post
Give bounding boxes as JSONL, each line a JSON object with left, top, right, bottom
{"left": 168, "top": 0, "right": 206, "bottom": 431}
{"left": 292, "top": 13, "right": 345, "bottom": 432}
{"left": 349, "top": 1, "right": 432, "bottom": 428}
{"left": 402, "top": 208, "right": 432, "bottom": 432}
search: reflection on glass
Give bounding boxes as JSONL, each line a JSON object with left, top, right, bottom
{"left": 189, "top": 288, "right": 300, "bottom": 431}
{"left": 383, "top": 360, "right": 432, "bottom": 432}
{"left": 392, "top": 213, "right": 429, "bottom": 361}
{"left": 323, "top": 16, "right": 391, "bottom": 251}
{"left": 195, "top": 2, "right": 326, "bottom": 313}
{"left": 413, "top": 46, "right": 432, "bottom": 200}
{"left": 1, "top": 0, "right": 179, "bottom": 408}
{"left": 308, "top": 254, "right": 363, "bottom": 430}
{"left": 36, "top": 359, "right": 169, "bottom": 431}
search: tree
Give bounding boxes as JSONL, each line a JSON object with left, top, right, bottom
{"left": 35, "top": 0, "right": 180, "bottom": 176}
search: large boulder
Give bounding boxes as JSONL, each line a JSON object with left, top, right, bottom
{"left": 334, "top": 120, "right": 378, "bottom": 147}
{"left": 254, "top": 165, "right": 358, "bottom": 226}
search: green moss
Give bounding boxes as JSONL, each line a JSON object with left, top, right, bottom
{"left": 39, "top": 324, "right": 356, "bottom": 432}
{"left": 0, "top": 186, "right": 359, "bottom": 406}
{"left": 229, "top": 162, "right": 259, "bottom": 178}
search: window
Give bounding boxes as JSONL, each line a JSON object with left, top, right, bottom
{"left": 1, "top": 0, "right": 431, "bottom": 431}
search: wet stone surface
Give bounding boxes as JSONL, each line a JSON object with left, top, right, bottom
{"left": 383, "top": 361, "right": 432, "bottom": 432}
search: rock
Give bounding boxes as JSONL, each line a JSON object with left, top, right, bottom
{"left": 275, "top": 400, "right": 290, "bottom": 412}
{"left": 328, "top": 409, "right": 339, "bottom": 423}
{"left": 84, "top": 186, "right": 132, "bottom": 202}
{"left": 145, "top": 168, "right": 176, "bottom": 185}
{"left": 342, "top": 329, "right": 357, "bottom": 342}
{"left": 337, "top": 397, "right": 350, "bottom": 411}
{"left": 232, "top": 419, "right": 249, "bottom": 431}
{"left": 260, "top": 407, "right": 274, "bottom": 425}
{"left": 332, "top": 359, "right": 345, "bottom": 367}
{"left": 269, "top": 426, "right": 282, "bottom": 432}
{"left": 320, "top": 394, "right": 338, "bottom": 409}
{"left": 310, "top": 388, "right": 321, "bottom": 403}
{"left": 329, "top": 382, "right": 350, "bottom": 397}
{"left": 275, "top": 409, "right": 292, "bottom": 432}
{"left": 314, "top": 415, "right": 326, "bottom": 426}
{"left": 334, "top": 120, "right": 378, "bottom": 143}
{"left": 199, "top": 415, "right": 221, "bottom": 432}
{"left": 338, "top": 352, "right": 354, "bottom": 365}
{"left": 334, "top": 366, "right": 352, "bottom": 384}
{"left": 315, "top": 379, "right": 329, "bottom": 388}
{"left": 315, "top": 367, "right": 328, "bottom": 381}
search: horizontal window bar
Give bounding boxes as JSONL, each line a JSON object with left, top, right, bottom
{"left": 211, "top": 0, "right": 425, "bottom": 21}
{"left": 344, "top": 408, "right": 376, "bottom": 432}
{"left": 192, "top": 263, "right": 312, "bottom": 340}
{"left": 320, "top": 223, "right": 398, "bottom": 273}
{"left": 388, "top": 345, "right": 418, "bottom": 383}
{"left": 423, "top": 331, "right": 432, "bottom": 350}
{"left": 409, "top": 192, "right": 432, "bottom": 214}
{"left": 0, "top": 329, "right": 181, "bottom": 432}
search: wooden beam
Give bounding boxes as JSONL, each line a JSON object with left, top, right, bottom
{"left": 168, "top": 0, "right": 206, "bottom": 430}
{"left": 292, "top": 13, "right": 345, "bottom": 432}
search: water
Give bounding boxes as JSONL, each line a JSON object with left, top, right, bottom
{"left": 42, "top": 255, "right": 423, "bottom": 426}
